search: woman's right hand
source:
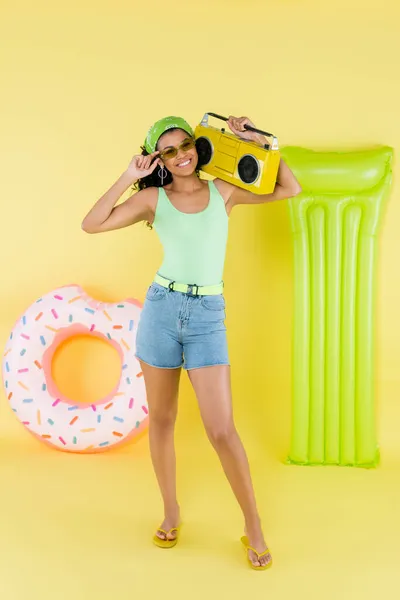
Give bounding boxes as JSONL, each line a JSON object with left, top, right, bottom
{"left": 125, "top": 152, "right": 162, "bottom": 183}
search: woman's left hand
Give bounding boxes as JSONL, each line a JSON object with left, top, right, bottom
{"left": 227, "top": 116, "right": 263, "bottom": 144}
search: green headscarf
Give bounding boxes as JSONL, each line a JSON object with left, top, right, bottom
{"left": 144, "top": 116, "right": 194, "bottom": 154}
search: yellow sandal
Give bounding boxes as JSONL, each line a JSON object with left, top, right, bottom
{"left": 241, "top": 536, "right": 273, "bottom": 571}
{"left": 153, "top": 526, "right": 181, "bottom": 549}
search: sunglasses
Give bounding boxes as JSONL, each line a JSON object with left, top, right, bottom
{"left": 158, "top": 137, "right": 196, "bottom": 161}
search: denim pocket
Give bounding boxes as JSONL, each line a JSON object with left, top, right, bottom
{"left": 200, "top": 294, "right": 225, "bottom": 311}
{"left": 146, "top": 283, "right": 167, "bottom": 302}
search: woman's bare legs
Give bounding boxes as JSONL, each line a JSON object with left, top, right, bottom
{"left": 188, "top": 365, "right": 271, "bottom": 567}
{"left": 140, "top": 361, "right": 181, "bottom": 541}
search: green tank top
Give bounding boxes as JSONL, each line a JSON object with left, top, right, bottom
{"left": 153, "top": 180, "right": 228, "bottom": 286}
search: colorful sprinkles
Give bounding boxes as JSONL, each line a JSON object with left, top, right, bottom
{"left": 2, "top": 285, "right": 147, "bottom": 452}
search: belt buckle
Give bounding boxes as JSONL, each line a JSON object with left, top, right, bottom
{"left": 187, "top": 283, "right": 199, "bottom": 297}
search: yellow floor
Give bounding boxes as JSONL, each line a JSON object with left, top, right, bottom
{"left": 1, "top": 377, "right": 400, "bottom": 600}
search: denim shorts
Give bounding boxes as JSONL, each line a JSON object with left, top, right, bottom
{"left": 135, "top": 282, "right": 229, "bottom": 370}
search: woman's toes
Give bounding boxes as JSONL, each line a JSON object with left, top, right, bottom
{"left": 248, "top": 548, "right": 272, "bottom": 567}
{"left": 261, "top": 552, "right": 272, "bottom": 566}
{"left": 249, "top": 551, "right": 261, "bottom": 566}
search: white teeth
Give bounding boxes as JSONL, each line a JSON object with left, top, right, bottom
{"left": 178, "top": 159, "right": 191, "bottom": 167}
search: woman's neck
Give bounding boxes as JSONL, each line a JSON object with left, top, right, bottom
{"left": 168, "top": 173, "right": 204, "bottom": 194}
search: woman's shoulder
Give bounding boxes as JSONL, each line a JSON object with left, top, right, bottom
{"left": 135, "top": 185, "right": 159, "bottom": 196}
{"left": 135, "top": 185, "right": 160, "bottom": 200}
{"left": 133, "top": 185, "right": 160, "bottom": 212}
{"left": 211, "top": 178, "right": 234, "bottom": 205}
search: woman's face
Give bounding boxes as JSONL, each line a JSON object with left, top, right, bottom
{"left": 157, "top": 128, "right": 198, "bottom": 177}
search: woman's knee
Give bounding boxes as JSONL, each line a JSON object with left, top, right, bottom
{"left": 206, "top": 420, "right": 237, "bottom": 447}
{"left": 149, "top": 405, "right": 177, "bottom": 430}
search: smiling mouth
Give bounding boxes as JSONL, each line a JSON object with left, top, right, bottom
{"left": 177, "top": 158, "right": 192, "bottom": 168}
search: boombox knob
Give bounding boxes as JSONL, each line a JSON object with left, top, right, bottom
{"left": 221, "top": 128, "right": 225, "bottom": 133}
{"left": 264, "top": 143, "right": 270, "bottom": 150}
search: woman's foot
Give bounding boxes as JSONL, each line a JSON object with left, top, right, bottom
{"left": 244, "top": 524, "right": 272, "bottom": 568}
{"left": 156, "top": 510, "right": 181, "bottom": 542}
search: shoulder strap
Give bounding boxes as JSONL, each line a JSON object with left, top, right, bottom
{"left": 153, "top": 185, "right": 174, "bottom": 228}
{"left": 209, "top": 179, "right": 228, "bottom": 210}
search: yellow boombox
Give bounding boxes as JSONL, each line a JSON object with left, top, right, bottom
{"left": 194, "top": 112, "right": 280, "bottom": 195}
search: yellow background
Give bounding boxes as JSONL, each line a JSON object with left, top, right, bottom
{"left": 1, "top": 1, "right": 399, "bottom": 598}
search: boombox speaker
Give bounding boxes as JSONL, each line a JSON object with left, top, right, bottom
{"left": 194, "top": 112, "right": 280, "bottom": 195}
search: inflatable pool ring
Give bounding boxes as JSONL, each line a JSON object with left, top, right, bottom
{"left": 2, "top": 285, "right": 148, "bottom": 452}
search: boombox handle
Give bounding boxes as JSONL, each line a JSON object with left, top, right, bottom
{"left": 201, "top": 112, "right": 279, "bottom": 150}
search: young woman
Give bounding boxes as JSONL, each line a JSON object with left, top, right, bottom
{"left": 82, "top": 115, "right": 301, "bottom": 570}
